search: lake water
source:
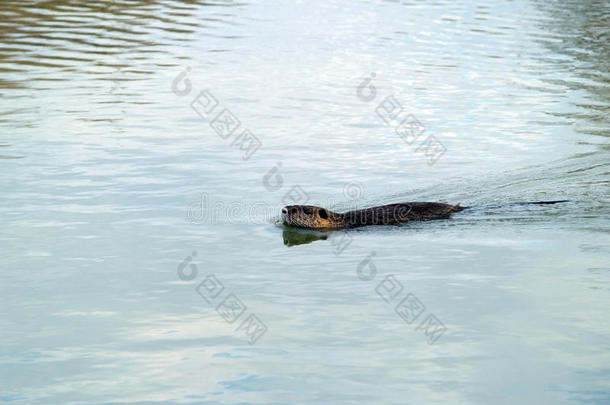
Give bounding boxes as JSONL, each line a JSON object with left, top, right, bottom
{"left": 1, "top": 0, "right": 609, "bottom": 403}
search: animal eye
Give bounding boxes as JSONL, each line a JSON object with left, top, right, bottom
{"left": 318, "top": 209, "right": 328, "bottom": 219}
{"left": 290, "top": 207, "right": 298, "bottom": 214}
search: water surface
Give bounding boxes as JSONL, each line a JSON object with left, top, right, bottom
{"left": 1, "top": 0, "right": 609, "bottom": 403}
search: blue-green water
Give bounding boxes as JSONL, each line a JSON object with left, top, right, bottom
{"left": 1, "top": 0, "right": 609, "bottom": 403}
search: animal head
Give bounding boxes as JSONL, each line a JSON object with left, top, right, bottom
{"left": 281, "top": 205, "right": 339, "bottom": 229}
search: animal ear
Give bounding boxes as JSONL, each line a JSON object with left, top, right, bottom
{"left": 318, "top": 208, "right": 328, "bottom": 219}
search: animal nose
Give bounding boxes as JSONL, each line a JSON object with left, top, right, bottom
{"left": 282, "top": 207, "right": 288, "bottom": 215}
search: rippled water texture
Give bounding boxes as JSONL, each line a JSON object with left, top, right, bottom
{"left": 1, "top": 0, "right": 609, "bottom": 404}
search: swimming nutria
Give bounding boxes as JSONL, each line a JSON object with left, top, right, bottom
{"left": 281, "top": 200, "right": 569, "bottom": 230}
{"left": 281, "top": 202, "right": 461, "bottom": 230}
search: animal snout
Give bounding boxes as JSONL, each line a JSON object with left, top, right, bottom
{"left": 281, "top": 207, "right": 288, "bottom": 215}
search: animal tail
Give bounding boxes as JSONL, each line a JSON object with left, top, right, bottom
{"left": 460, "top": 200, "right": 569, "bottom": 210}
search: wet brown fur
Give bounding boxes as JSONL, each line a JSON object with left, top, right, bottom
{"left": 281, "top": 202, "right": 462, "bottom": 230}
